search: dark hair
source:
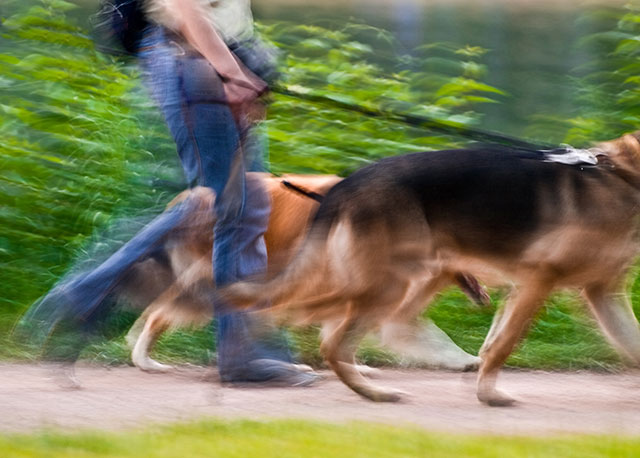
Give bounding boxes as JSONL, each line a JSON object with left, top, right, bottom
{"left": 92, "top": 0, "right": 150, "bottom": 55}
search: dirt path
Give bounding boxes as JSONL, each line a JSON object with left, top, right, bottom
{"left": 2, "top": 363, "right": 640, "bottom": 435}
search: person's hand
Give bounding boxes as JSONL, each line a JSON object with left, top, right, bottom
{"left": 220, "top": 69, "right": 267, "bottom": 105}
{"left": 173, "top": 0, "right": 268, "bottom": 115}
{"left": 221, "top": 69, "right": 268, "bottom": 125}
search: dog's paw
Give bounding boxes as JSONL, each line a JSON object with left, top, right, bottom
{"left": 135, "top": 358, "right": 174, "bottom": 373}
{"left": 477, "top": 388, "right": 517, "bottom": 407}
{"left": 365, "top": 387, "right": 406, "bottom": 402}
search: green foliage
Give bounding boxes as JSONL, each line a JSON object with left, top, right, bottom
{"left": 261, "top": 21, "right": 503, "bottom": 174}
{"left": 0, "top": 1, "right": 181, "bottom": 319}
{"left": 527, "top": 3, "right": 640, "bottom": 145}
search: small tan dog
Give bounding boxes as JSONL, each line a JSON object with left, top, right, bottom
{"left": 222, "top": 133, "right": 640, "bottom": 406}
{"left": 123, "top": 173, "right": 485, "bottom": 373}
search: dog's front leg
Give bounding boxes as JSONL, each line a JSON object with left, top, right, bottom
{"left": 477, "top": 278, "right": 553, "bottom": 406}
{"left": 584, "top": 283, "right": 640, "bottom": 364}
{"left": 479, "top": 301, "right": 507, "bottom": 357}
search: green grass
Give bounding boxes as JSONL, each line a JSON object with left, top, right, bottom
{"left": 2, "top": 419, "right": 640, "bottom": 458}
{"left": 0, "top": 282, "right": 628, "bottom": 371}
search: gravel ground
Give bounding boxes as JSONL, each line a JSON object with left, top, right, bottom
{"left": 2, "top": 363, "right": 640, "bottom": 435}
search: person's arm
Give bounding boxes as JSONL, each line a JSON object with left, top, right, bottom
{"left": 167, "top": 0, "right": 266, "bottom": 104}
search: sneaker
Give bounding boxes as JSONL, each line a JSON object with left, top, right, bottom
{"left": 220, "top": 358, "right": 320, "bottom": 387}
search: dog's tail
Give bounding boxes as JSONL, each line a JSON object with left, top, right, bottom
{"left": 219, "top": 228, "right": 331, "bottom": 310}
{"left": 219, "top": 194, "right": 342, "bottom": 312}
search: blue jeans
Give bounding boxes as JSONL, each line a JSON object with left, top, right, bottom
{"left": 139, "top": 27, "right": 293, "bottom": 376}
{"left": 25, "top": 26, "right": 293, "bottom": 378}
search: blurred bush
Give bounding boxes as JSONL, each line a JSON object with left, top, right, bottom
{"left": 262, "top": 22, "right": 503, "bottom": 174}
{"left": 0, "top": 0, "right": 182, "bottom": 321}
{"left": 526, "top": 3, "right": 640, "bottom": 145}
{"left": 0, "top": 0, "right": 501, "bottom": 322}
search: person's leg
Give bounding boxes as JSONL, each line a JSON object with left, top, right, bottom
{"left": 213, "top": 172, "right": 301, "bottom": 380}
{"left": 20, "top": 193, "right": 196, "bottom": 352}
{"left": 139, "top": 28, "right": 313, "bottom": 383}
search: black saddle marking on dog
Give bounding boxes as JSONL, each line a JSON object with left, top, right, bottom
{"left": 311, "top": 144, "right": 609, "bottom": 258}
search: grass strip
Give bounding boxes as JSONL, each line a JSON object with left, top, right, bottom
{"left": 3, "top": 419, "right": 640, "bottom": 458}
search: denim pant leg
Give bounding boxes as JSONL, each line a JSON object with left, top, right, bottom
{"left": 20, "top": 199, "right": 194, "bottom": 352}
{"left": 139, "top": 28, "right": 292, "bottom": 377}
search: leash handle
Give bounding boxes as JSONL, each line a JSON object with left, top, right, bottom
{"left": 219, "top": 74, "right": 269, "bottom": 98}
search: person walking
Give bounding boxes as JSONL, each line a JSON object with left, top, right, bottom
{"left": 26, "top": 0, "right": 316, "bottom": 386}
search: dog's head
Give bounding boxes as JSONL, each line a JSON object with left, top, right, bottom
{"left": 595, "top": 131, "right": 640, "bottom": 180}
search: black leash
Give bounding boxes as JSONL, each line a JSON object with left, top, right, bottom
{"left": 94, "top": 31, "right": 552, "bottom": 150}
{"left": 271, "top": 84, "right": 555, "bottom": 151}
{"left": 281, "top": 180, "right": 325, "bottom": 203}
{"left": 96, "top": 36, "right": 555, "bottom": 151}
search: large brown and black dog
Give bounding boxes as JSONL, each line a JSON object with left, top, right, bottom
{"left": 122, "top": 173, "right": 485, "bottom": 373}
{"left": 222, "top": 133, "right": 640, "bottom": 406}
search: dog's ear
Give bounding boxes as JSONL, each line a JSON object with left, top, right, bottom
{"left": 620, "top": 132, "right": 640, "bottom": 159}
{"left": 595, "top": 153, "right": 615, "bottom": 169}
{"left": 596, "top": 132, "right": 640, "bottom": 179}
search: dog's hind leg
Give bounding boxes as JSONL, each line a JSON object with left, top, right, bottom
{"left": 477, "top": 277, "right": 553, "bottom": 406}
{"left": 381, "top": 320, "right": 480, "bottom": 371}
{"left": 131, "top": 308, "right": 173, "bottom": 372}
{"left": 130, "top": 258, "right": 213, "bottom": 372}
{"left": 584, "top": 283, "right": 640, "bottom": 364}
{"left": 321, "top": 313, "right": 403, "bottom": 402}
{"left": 321, "top": 278, "right": 414, "bottom": 402}
{"left": 125, "top": 309, "right": 151, "bottom": 350}
{"left": 320, "top": 318, "right": 383, "bottom": 378}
